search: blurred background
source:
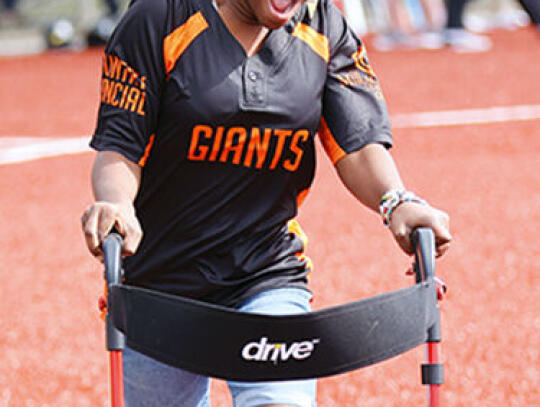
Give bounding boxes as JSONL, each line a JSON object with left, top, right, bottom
{"left": 0, "top": 0, "right": 128, "bottom": 55}
{"left": 0, "top": 0, "right": 539, "bottom": 55}
{"left": 0, "top": 1, "right": 539, "bottom": 407}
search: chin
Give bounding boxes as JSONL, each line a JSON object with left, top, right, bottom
{"left": 263, "top": 18, "right": 289, "bottom": 29}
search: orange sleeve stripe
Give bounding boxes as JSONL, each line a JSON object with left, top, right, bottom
{"left": 138, "top": 134, "right": 156, "bottom": 167}
{"left": 297, "top": 253, "right": 313, "bottom": 271}
{"left": 287, "top": 219, "right": 308, "bottom": 249}
{"left": 318, "top": 117, "right": 346, "bottom": 164}
{"left": 291, "top": 23, "right": 329, "bottom": 62}
{"left": 287, "top": 219, "right": 313, "bottom": 271}
{"left": 296, "top": 188, "right": 310, "bottom": 208}
{"left": 163, "top": 11, "right": 209, "bottom": 75}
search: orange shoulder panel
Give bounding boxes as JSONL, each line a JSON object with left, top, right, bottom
{"left": 163, "top": 11, "right": 209, "bottom": 75}
{"left": 291, "top": 23, "right": 329, "bottom": 63}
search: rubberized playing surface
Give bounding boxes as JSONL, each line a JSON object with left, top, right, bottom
{"left": 1, "top": 28, "right": 539, "bottom": 406}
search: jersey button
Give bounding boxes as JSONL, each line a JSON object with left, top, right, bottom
{"left": 248, "top": 71, "right": 259, "bottom": 82}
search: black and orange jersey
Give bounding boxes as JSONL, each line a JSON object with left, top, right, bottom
{"left": 91, "top": 0, "right": 392, "bottom": 307}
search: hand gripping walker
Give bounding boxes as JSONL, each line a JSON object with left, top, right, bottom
{"left": 101, "top": 227, "right": 446, "bottom": 407}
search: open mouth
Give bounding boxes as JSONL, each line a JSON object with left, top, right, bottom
{"left": 268, "top": 0, "right": 299, "bottom": 15}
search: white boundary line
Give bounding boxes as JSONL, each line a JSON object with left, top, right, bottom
{"left": 391, "top": 104, "right": 540, "bottom": 128}
{"left": 1, "top": 104, "right": 540, "bottom": 166}
{"left": 0, "top": 136, "right": 90, "bottom": 165}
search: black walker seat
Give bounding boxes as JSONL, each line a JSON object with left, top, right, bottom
{"left": 104, "top": 228, "right": 440, "bottom": 382}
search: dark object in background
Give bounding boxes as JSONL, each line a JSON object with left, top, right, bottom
{"left": 87, "top": 16, "right": 116, "bottom": 46}
{"left": 516, "top": 0, "right": 540, "bottom": 26}
{"left": 3, "top": 0, "right": 16, "bottom": 10}
{"left": 104, "top": 0, "right": 119, "bottom": 16}
{"left": 1, "top": 0, "right": 21, "bottom": 28}
{"left": 86, "top": 0, "right": 120, "bottom": 46}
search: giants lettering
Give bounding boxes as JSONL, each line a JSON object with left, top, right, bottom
{"left": 188, "top": 125, "right": 310, "bottom": 172}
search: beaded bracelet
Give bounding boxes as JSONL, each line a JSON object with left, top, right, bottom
{"left": 379, "top": 189, "right": 428, "bottom": 226}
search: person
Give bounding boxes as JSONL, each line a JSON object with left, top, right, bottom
{"left": 443, "top": 0, "right": 492, "bottom": 52}
{"left": 369, "top": 0, "right": 448, "bottom": 51}
{"left": 81, "top": 0, "right": 452, "bottom": 405}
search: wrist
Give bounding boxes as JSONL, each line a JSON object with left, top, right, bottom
{"left": 94, "top": 199, "right": 136, "bottom": 216}
{"left": 379, "top": 189, "right": 428, "bottom": 226}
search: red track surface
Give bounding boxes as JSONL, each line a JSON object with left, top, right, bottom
{"left": 1, "top": 28, "right": 539, "bottom": 406}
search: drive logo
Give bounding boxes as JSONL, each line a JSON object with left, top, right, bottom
{"left": 241, "top": 337, "right": 320, "bottom": 364}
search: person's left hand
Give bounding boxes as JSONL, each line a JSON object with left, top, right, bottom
{"left": 389, "top": 202, "right": 451, "bottom": 257}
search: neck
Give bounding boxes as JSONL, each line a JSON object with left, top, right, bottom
{"left": 217, "top": 0, "right": 269, "bottom": 56}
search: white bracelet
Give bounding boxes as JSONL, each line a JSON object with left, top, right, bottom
{"left": 379, "top": 189, "right": 428, "bottom": 226}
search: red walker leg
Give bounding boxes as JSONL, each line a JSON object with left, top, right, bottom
{"left": 427, "top": 341, "right": 441, "bottom": 407}
{"left": 109, "top": 350, "right": 125, "bottom": 407}
{"left": 422, "top": 303, "right": 444, "bottom": 407}
{"left": 411, "top": 229, "right": 445, "bottom": 407}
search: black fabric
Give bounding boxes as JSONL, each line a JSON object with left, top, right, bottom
{"left": 90, "top": 0, "right": 392, "bottom": 307}
{"left": 110, "top": 281, "right": 437, "bottom": 381}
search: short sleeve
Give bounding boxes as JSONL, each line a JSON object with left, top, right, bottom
{"left": 90, "top": 0, "right": 168, "bottom": 166}
{"left": 319, "top": 0, "right": 392, "bottom": 165}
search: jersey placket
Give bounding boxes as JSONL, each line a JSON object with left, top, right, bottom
{"left": 238, "top": 28, "right": 293, "bottom": 113}
{"left": 243, "top": 63, "right": 266, "bottom": 108}
{"left": 242, "top": 58, "right": 268, "bottom": 110}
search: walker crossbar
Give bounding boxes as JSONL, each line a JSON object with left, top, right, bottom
{"left": 104, "top": 228, "right": 441, "bottom": 383}
{"left": 110, "top": 280, "right": 436, "bottom": 381}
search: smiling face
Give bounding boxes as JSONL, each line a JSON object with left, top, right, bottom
{"left": 242, "top": 0, "right": 305, "bottom": 29}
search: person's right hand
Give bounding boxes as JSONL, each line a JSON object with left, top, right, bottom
{"left": 81, "top": 201, "right": 143, "bottom": 261}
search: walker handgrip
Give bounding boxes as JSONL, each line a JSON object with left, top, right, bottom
{"left": 411, "top": 228, "right": 436, "bottom": 283}
{"left": 103, "top": 233, "right": 123, "bottom": 285}
{"left": 102, "top": 233, "right": 125, "bottom": 351}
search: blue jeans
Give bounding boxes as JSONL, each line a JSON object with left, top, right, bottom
{"left": 123, "top": 288, "right": 317, "bottom": 407}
